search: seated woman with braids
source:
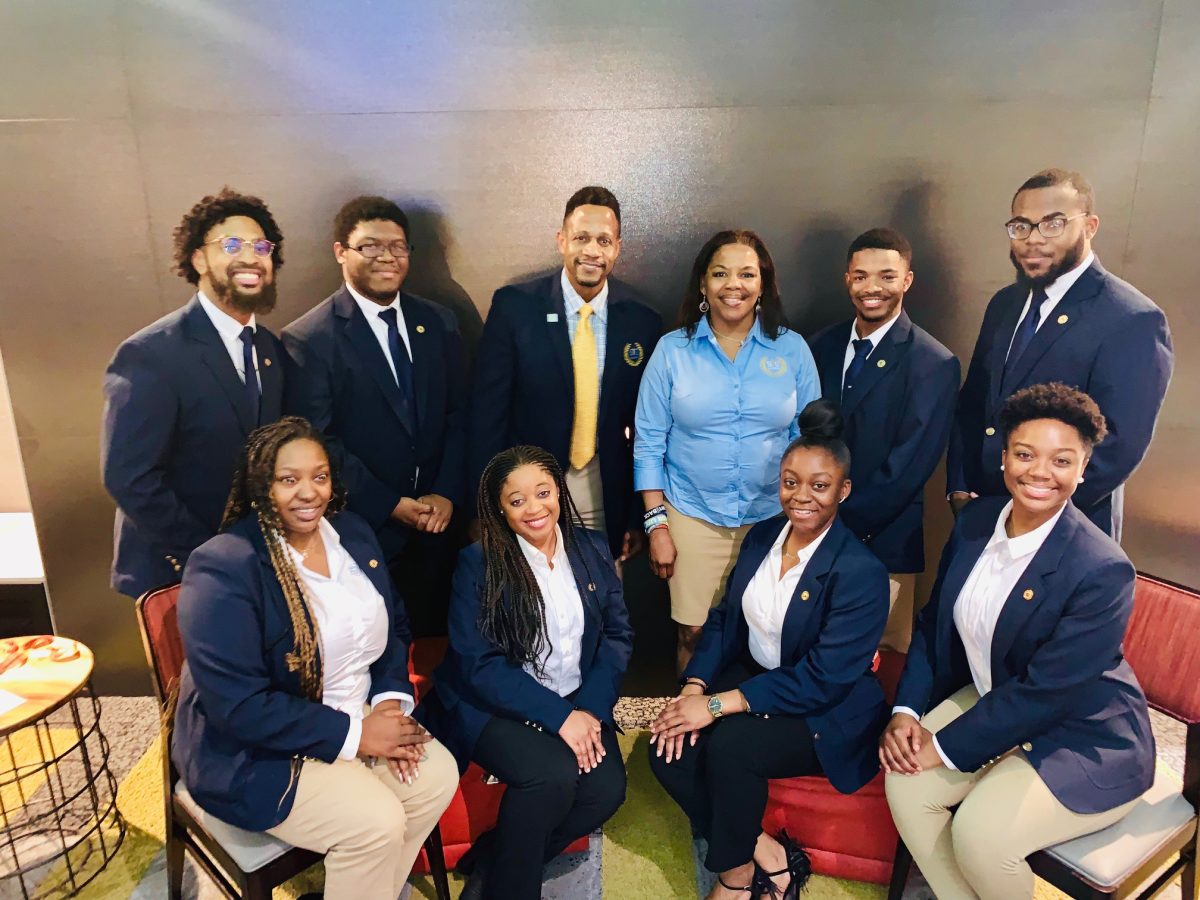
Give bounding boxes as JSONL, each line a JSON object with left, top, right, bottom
{"left": 172, "top": 417, "right": 458, "bottom": 900}
{"left": 419, "top": 445, "right": 634, "bottom": 900}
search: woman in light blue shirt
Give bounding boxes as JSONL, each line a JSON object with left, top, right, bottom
{"left": 634, "top": 229, "right": 820, "bottom": 672}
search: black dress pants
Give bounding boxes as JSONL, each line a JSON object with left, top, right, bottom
{"left": 387, "top": 522, "right": 462, "bottom": 638}
{"left": 649, "top": 659, "right": 822, "bottom": 872}
{"left": 471, "top": 715, "right": 626, "bottom": 900}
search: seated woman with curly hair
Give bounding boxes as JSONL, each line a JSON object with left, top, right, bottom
{"left": 882, "top": 383, "right": 1155, "bottom": 900}
{"left": 172, "top": 416, "right": 458, "bottom": 900}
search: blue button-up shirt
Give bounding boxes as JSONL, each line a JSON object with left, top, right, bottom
{"left": 633, "top": 317, "right": 820, "bottom": 527}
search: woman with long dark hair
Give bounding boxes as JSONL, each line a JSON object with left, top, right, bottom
{"left": 419, "top": 445, "right": 633, "bottom": 900}
{"left": 172, "top": 417, "right": 458, "bottom": 900}
{"left": 634, "top": 229, "right": 820, "bottom": 673}
{"left": 648, "top": 400, "right": 890, "bottom": 900}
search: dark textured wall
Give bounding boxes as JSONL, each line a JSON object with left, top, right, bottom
{"left": 1, "top": 1, "right": 1195, "bottom": 692}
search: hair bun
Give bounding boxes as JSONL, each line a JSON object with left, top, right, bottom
{"left": 798, "top": 399, "right": 844, "bottom": 441}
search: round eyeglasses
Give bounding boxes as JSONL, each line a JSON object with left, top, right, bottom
{"left": 205, "top": 236, "right": 276, "bottom": 257}
{"left": 1005, "top": 213, "right": 1087, "bottom": 241}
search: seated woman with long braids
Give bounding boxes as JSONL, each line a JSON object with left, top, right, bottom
{"left": 649, "top": 400, "right": 890, "bottom": 900}
{"left": 419, "top": 445, "right": 634, "bottom": 900}
{"left": 172, "top": 417, "right": 458, "bottom": 900}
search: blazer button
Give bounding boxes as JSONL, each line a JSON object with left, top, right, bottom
{"left": 813, "top": 732, "right": 820, "bottom": 740}
{"left": 1021, "top": 742, "right": 1033, "bottom": 752}
{"left": 985, "top": 426, "right": 996, "bottom": 436}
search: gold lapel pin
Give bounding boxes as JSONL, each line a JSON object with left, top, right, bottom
{"left": 800, "top": 590, "right": 811, "bottom": 601}
{"left": 587, "top": 583, "right": 596, "bottom": 591}
{"left": 369, "top": 559, "right": 379, "bottom": 569}
{"left": 416, "top": 325, "right": 426, "bottom": 333}
{"left": 876, "top": 359, "right": 886, "bottom": 368}
{"left": 263, "top": 358, "right": 272, "bottom": 366}
{"left": 1057, "top": 314, "right": 1069, "bottom": 325}
{"left": 1023, "top": 588, "right": 1034, "bottom": 600}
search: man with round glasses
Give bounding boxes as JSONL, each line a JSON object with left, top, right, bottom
{"left": 102, "top": 187, "right": 287, "bottom": 598}
{"left": 948, "top": 168, "right": 1173, "bottom": 539}
{"left": 282, "top": 196, "right": 467, "bottom": 637}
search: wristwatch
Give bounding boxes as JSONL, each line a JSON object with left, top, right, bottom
{"left": 707, "top": 695, "right": 724, "bottom": 719}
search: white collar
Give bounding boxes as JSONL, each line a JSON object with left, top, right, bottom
{"left": 985, "top": 500, "right": 1066, "bottom": 561}
{"left": 850, "top": 308, "right": 902, "bottom": 348}
{"left": 1041, "top": 250, "right": 1095, "bottom": 304}
{"left": 560, "top": 269, "right": 609, "bottom": 322}
{"left": 283, "top": 518, "right": 344, "bottom": 581}
{"left": 517, "top": 525, "right": 568, "bottom": 571}
{"left": 347, "top": 281, "right": 400, "bottom": 319}
{"left": 770, "top": 518, "right": 834, "bottom": 567}
{"left": 198, "top": 290, "right": 255, "bottom": 340}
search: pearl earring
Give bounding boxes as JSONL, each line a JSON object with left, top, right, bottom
{"left": 1000, "top": 464, "right": 1005, "bottom": 471}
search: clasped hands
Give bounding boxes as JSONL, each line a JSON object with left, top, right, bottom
{"left": 558, "top": 710, "right": 607, "bottom": 774}
{"left": 648, "top": 683, "right": 715, "bottom": 764}
{"left": 358, "top": 700, "right": 432, "bottom": 784}
{"left": 394, "top": 494, "right": 453, "bottom": 533}
{"left": 878, "top": 712, "right": 943, "bottom": 775}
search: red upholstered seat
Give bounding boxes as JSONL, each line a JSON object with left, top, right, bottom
{"left": 760, "top": 648, "right": 907, "bottom": 884}
{"left": 408, "top": 638, "right": 589, "bottom": 874}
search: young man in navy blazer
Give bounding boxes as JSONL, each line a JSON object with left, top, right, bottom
{"left": 467, "top": 186, "right": 662, "bottom": 560}
{"left": 282, "top": 196, "right": 468, "bottom": 636}
{"left": 807, "top": 228, "right": 959, "bottom": 650}
{"left": 102, "top": 188, "right": 287, "bottom": 599}
{"left": 948, "top": 168, "right": 1173, "bottom": 540}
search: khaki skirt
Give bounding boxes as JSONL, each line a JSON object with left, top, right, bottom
{"left": 665, "top": 501, "right": 753, "bottom": 626}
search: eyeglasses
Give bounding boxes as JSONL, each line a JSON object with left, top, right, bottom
{"left": 348, "top": 240, "right": 413, "bottom": 260}
{"left": 205, "top": 236, "right": 276, "bottom": 257}
{"left": 1005, "top": 213, "right": 1087, "bottom": 240}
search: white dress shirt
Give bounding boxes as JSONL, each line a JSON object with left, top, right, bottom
{"left": 1004, "top": 250, "right": 1094, "bottom": 361}
{"left": 840, "top": 309, "right": 902, "bottom": 379}
{"left": 894, "top": 500, "right": 1065, "bottom": 768}
{"left": 286, "top": 518, "right": 414, "bottom": 760}
{"left": 197, "top": 291, "right": 258, "bottom": 384}
{"left": 742, "top": 521, "right": 832, "bottom": 669}
{"left": 517, "top": 526, "right": 585, "bottom": 697}
{"left": 347, "top": 282, "right": 412, "bottom": 383}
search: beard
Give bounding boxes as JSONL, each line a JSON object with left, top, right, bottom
{"left": 348, "top": 268, "right": 402, "bottom": 304}
{"left": 210, "top": 268, "right": 277, "bottom": 315}
{"left": 1010, "top": 233, "right": 1086, "bottom": 290}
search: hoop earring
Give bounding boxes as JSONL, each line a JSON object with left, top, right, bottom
{"left": 699, "top": 296, "right": 710, "bottom": 313}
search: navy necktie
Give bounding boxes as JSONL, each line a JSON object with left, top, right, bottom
{"left": 378, "top": 308, "right": 415, "bottom": 415}
{"left": 1004, "top": 286, "right": 1049, "bottom": 382}
{"left": 842, "top": 338, "right": 873, "bottom": 394}
{"left": 238, "top": 326, "right": 260, "bottom": 420}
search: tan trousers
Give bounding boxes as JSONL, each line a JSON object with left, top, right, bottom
{"left": 566, "top": 455, "right": 606, "bottom": 533}
{"left": 664, "top": 501, "right": 752, "bottom": 626}
{"left": 267, "top": 739, "right": 458, "bottom": 900}
{"left": 881, "top": 573, "right": 916, "bottom": 652}
{"left": 885, "top": 686, "right": 1138, "bottom": 899}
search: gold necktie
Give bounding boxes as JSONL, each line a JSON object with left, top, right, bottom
{"left": 569, "top": 304, "right": 599, "bottom": 470}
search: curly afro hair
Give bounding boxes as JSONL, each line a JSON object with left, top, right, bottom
{"left": 998, "top": 382, "right": 1108, "bottom": 450}
{"left": 172, "top": 187, "right": 284, "bottom": 285}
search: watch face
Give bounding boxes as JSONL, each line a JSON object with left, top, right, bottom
{"left": 707, "top": 695, "right": 723, "bottom": 717}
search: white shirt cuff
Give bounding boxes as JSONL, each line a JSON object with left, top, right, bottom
{"left": 891, "top": 706, "right": 921, "bottom": 721}
{"left": 932, "top": 735, "right": 958, "bottom": 771}
{"left": 371, "top": 692, "right": 415, "bottom": 716}
{"left": 339, "top": 716, "right": 362, "bottom": 761}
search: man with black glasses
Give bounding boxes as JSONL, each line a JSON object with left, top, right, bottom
{"left": 283, "top": 196, "right": 467, "bottom": 635}
{"left": 948, "top": 168, "right": 1172, "bottom": 539}
{"left": 102, "top": 188, "right": 288, "bottom": 598}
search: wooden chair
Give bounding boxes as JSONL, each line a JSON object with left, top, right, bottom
{"left": 135, "top": 583, "right": 451, "bottom": 900}
{"left": 888, "top": 573, "right": 1200, "bottom": 899}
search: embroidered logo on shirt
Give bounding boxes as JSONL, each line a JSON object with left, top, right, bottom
{"left": 623, "top": 342, "right": 645, "bottom": 366}
{"left": 759, "top": 356, "right": 788, "bottom": 377}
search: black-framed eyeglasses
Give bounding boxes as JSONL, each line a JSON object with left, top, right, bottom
{"left": 348, "top": 240, "right": 413, "bottom": 260}
{"left": 1005, "top": 213, "right": 1087, "bottom": 240}
{"left": 205, "top": 236, "right": 276, "bottom": 257}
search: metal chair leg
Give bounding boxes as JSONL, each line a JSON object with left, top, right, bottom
{"left": 423, "top": 823, "right": 451, "bottom": 900}
{"left": 888, "top": 837, "right": 912, "bottom": 900}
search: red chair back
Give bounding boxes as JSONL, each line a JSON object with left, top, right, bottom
{"left": 135, "top": 583, "right": 185, "bottom": 710}
{"left": 1124, "top": 573, "right": 1200, "bottom": 725}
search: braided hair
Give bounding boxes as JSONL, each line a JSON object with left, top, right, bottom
{"left": 476, "top": 446, "right": 592, "bottom": 670}
{"left": 221, "top": 416, "right": 347, "bottom": 701}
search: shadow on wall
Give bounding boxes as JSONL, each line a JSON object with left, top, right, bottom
{"left": 401, "top": 204, "right": 484, "bottom": 354}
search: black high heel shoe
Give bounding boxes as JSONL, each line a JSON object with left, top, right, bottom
{"left": 752, "top": 830, "right": 812, "bottom": 900}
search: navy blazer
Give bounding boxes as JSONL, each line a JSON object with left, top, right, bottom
{"left": 808, "top": 312, "right": 960, "bottom": 572}
{"left": 895, "top": 497, "right": 1155, "bottom": 815}
{"left": 282, "top": 286, "right": 468, "bottom": 561}
{"left": 947, "top": 258, "right": 1172, "bottom": 537}
{"left": 172, "top": 511, "right": 414, "bottom": 831}
{"left": 685, "top": 515, "right": 890, "bottom": 795}
{"left": 467, "top": 273, "right": 662, "bottom": 555}
{"left": 418, "top": 529, "right": 634, "bottom": 772}
{"left": 102, "top": 296, "right": 285, "bottom": 598}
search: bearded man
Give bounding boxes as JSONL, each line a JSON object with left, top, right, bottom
{"left": 102, "top": 188, "right": 287, "bottom": 597}
{"left": 947, "top": 168, "right": 1173, "bottom": 539}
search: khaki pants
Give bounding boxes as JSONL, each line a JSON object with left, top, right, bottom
{"left": 885, "top": 686, "right": 1138, "bottom": 899}
{"left": 267, "top": 739, "right": 458, "bottom": 900}
{"left": 664, "top": 501, "right": 752, "bottom": 626}
{"left": 566, "top": 455, "right": 606, "bottom": 533}
{"left": 881, "top": 573, "right": 916, "bottom": 652}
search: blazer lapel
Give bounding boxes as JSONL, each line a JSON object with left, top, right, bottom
{"left": 336, "top": 519, "right": 394, "bottom": 601}
{"left": 546, "top": 275, "right": 575, "bottom": 396}
{"left": 986, "top": 287, "right": 1026, "bottom": 411}
{"left": 335, "top": 288, "right": 414, "bottom": 435}
{"left": 935, "top": 512, "right": 994, "bottom": 654}
{"left": 400, "top": 293, "right": 435, "bottom": 430}
{"left": 598, "top": 300, "right": 625, "bottom": 430}
{"left": 253, "top": 328, "right": 283, "bottom": 425}
{"left": 183, "top": 296, "right": 256, "bottom": 435}
{"left": 566, "top": 539, "right": 603, "bottom": 625}
{"left": 816, "top": 321, "right": 853, "bottom": 406}
{"left": 779, "top": 518, "right": 843, "bottom": 663}
{"left": 840, "top": 313, "right": 913, "bottom": 415}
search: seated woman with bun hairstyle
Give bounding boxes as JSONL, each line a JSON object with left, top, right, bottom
{"left": 649, "top": 399, "right": 890, "bottom": 900}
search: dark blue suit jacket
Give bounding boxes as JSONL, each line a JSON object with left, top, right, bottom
{"left": 685, "top": 515, "right": 890, "bottom": 795}
{"left": 173, "top": 511, "right": 414, "bottom": 831}
{"left": 102, "top": 296, "right": 285, "bottom": 598}
{"left": 282, "top": 286, "right": 468, "bottom": 561}
{"left": 418, "top": 529, "right": 634, "bottom": 772}
{"left": 808, "top": 312, "right": 960, "bottom": 572}
{"left": 895, "top": 497, "right": 1155, "bottom": 815}
{"left": 947, "top": 258, "right": 1172, "bottom": 537}
{"left": 467, "top": 273, "right": 662, "bottom": 555}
